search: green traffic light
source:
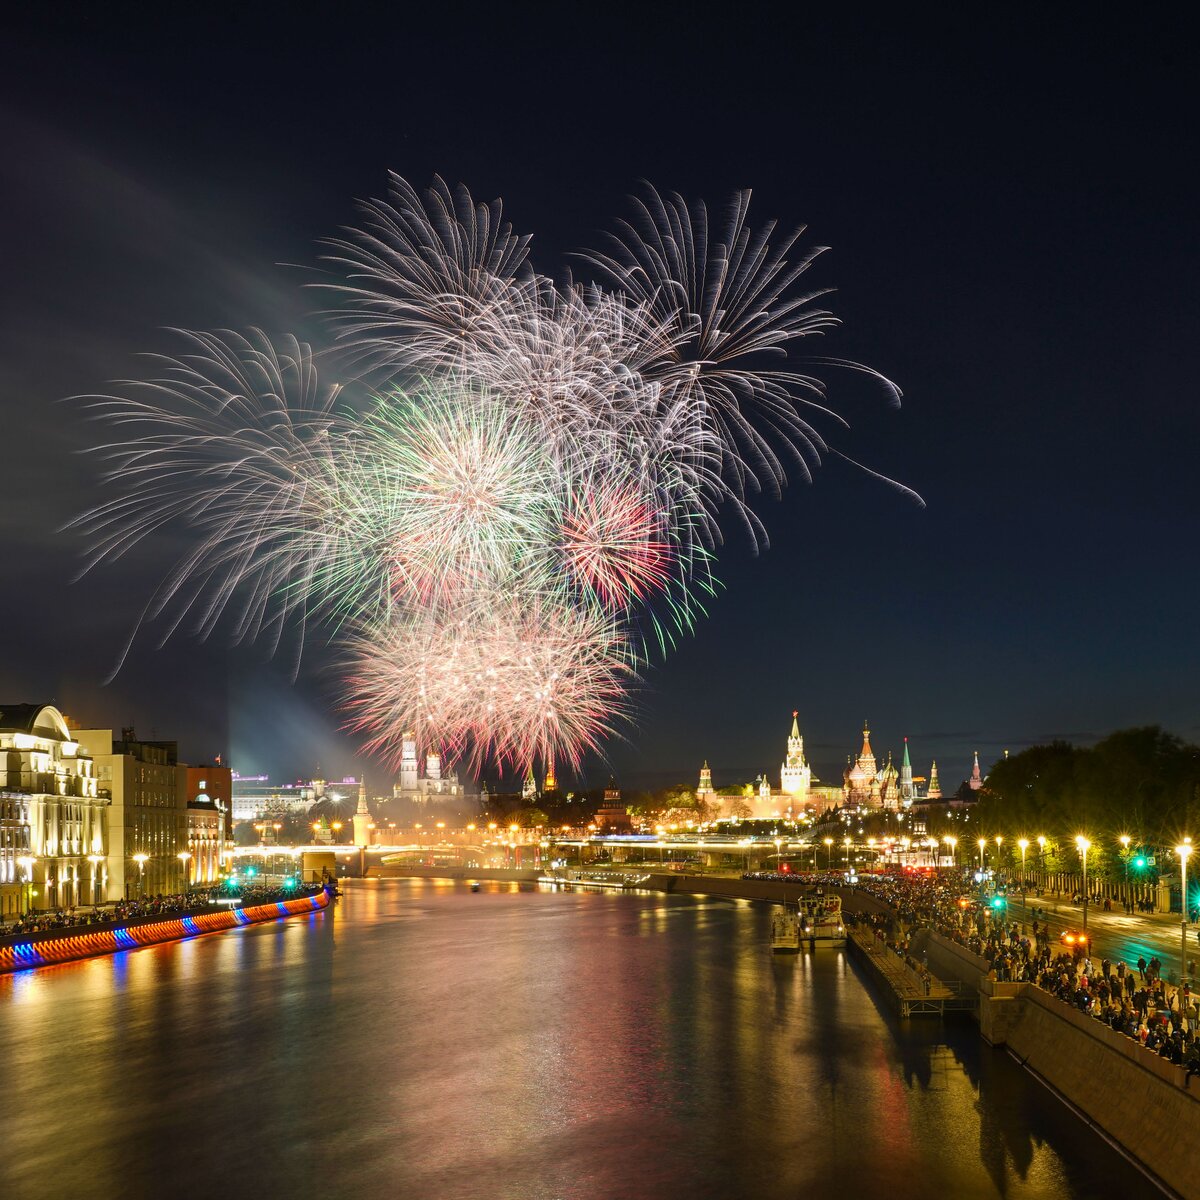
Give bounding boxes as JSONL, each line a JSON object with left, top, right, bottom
{"left": 1133, "top": 857, "right": 1146, "bottom": 869}
{"left": 991, "top": 896, "right": 1006, "bottom": 909}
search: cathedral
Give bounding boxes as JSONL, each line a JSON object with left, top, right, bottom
{"left": 696, "top": 715, "right": 955, "bottom": 819}
{"left": 391, "top": 731, "right": 469, "bottom": 802}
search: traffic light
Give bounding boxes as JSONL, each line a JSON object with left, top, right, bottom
{"left": 1133, "top": 856, "right": 1147, "bottom": 870}
{"left": 991, "top": 896, "right": 1007, "bottom": 911}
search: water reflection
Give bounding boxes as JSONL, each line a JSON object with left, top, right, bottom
{"left": 0, "top": 881, "right": 1148, "bottom": 1200}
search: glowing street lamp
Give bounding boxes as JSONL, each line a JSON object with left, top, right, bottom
{"left": 177, "top": 850, "right": 192, "bottom": 890}
{"left": 1118, "top": 834, "right": 1131, "bottom": 905}
{"left": 17, "top": 855, "right": 36, "bottom": 915}
{"left": 1017, "top": 839, "right": 1029, "bottom": 905}
{"left": 823, "top": 836, "right": 834, "bottom": 871}
{"left": 977, "top": 838, "right": 987, "bottom": 871}
{"left": 1075, "top": 836, "right": 1091, "bottom": 938}
{"left": 943, "top": 835, "right": 958, "bottom": 868}
{"left": 132, "top": 852, "right": 149, "bottom": 899}
{"left": 1177, "top": 840, "right": 1193, "bottom": 983}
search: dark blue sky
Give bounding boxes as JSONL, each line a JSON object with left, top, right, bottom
{"left": 2, "top": 7, "right": 1197, "bottom": 792}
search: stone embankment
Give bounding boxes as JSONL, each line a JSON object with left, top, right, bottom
{"left": 0, "top": 889, "right": 332, "bottom": 974}
{"left": 908, "top": 929, "right": 1200, "bottom": 1198}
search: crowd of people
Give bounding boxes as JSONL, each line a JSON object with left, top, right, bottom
{"left": 1, "top": 881, "right": 322, "bottom": 939}
{"left": 846, "top": 869, "right": 1200, "bottom": 1082}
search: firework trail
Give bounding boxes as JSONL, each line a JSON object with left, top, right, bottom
{"left": 76, "top": 175, "right": 914, "bottom": 776}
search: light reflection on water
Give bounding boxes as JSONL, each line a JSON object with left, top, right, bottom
{"left": 0, "top": 880, "right": 1149, "bottom": 1199}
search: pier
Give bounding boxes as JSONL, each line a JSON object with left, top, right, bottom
{"left": 846, "top": 927, "right": 974, "bottom": 1017}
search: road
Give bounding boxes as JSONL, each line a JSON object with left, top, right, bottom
{"left": 1000, "top": 891, "right": 1198, "bottom": 981}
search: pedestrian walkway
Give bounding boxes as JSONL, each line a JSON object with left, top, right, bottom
{"left": 848, "top": 927, "right": 954, "bottom": 1017}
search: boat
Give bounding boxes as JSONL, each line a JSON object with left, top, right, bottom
{"left": 771, "top": 907, "right": 801, "bottom": 952}
{"left": 797, "top": 891, "right": 847, "bottom": 947}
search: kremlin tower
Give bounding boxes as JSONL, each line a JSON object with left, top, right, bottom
{"left": 780, "top": 712, "right": 812, "bottom": 801}
{"left": 899, "top": 738, "right": 915, "bottom": 806}
{"left": 696, "top": 760, "right": 714, "bottom": 802}
{"left": 927, "top": 761, "right": 942, "bottom": 800}
{"left": 522, "top": 764, "right": 537, "bottom": 802}
{"left": 353, "top": 777, "right": 371, "bottom": 847}
{"left": 543, "top": 757, "right": 558, "bottom": 793}
{"left": 969, "top": 751, "right": 983, "bottom": 790}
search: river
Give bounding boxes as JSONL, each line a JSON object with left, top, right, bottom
{"left": 0, "top": 880, "right": 1151, "bottom": 1199}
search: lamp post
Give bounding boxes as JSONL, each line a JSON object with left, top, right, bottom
{"left": 87, "top": 854, "right": 103, "bottom": 906}
{"left": 1118, "top": 834, "right": 1131, "bottom": 908}
{"left": 843, "top": 836, "right": 851, "bottom": 870}
{"left": 977, "top": 838, "right": 987, "bottom": 872}
{"left": 132, "top": 853, "right": 149, "bottom": 899}
{"left": 944, "top": 835, "right": 957, "bottom": 869}
{"left": 1178, "top": 841, "right": 1193, "bottom": 983}
{"left": 823, "top": 837, "right": 833, "bottom": 871}
{"left": 774, "top": 837, "right": 783, "bottom": 871}
{"left": 1075, "top": 836, "right": 1091, "bottom": 939}
{"left": 1018, "top": 839, "right": 1029, "bottom": 906}
{"left": 177, "top": 850, "right": 192, "bottom": 892}
{"left": 1036, "top": 835, "right": 1047, "bottom": 893}
{"left": 17, "top": 855, "right": 36, "bottom": 916}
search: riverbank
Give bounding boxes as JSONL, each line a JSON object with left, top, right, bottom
{"left": 0, "top": 888, "right": 332, "bottom": 973}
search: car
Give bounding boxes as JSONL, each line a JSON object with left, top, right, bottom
{"left": 1060, "top": 929, "right": 1091, "bottom": 949}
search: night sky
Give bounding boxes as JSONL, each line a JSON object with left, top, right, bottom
{"left": 2, "top": 8, "right": 1197, "bottom": 793}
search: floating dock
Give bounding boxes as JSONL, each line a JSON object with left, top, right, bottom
{"left": 847, "top": 927, "right": 974, "bottom": 1017}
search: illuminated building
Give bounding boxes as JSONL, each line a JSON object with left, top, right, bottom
{"left": 543, "top": 757, "right": 558, "bottom": 793}
{"left": 185, "top": 791, "right": 224, "bottom": 885}
{"left": 594, "top": 778, "right": 631, "bottom": 831}
{"left": 353, "top": 779, "right": 372, "bottom": 848}
{"left": 0, "top": 704, "right": 105, "bottom": 915}
{"left": 969, "top": 750, "right": 983, "bottom": 790}
{"left": 927, "top": 761, "right": 942, "bottom": 800}
{"left": 391, "top": 730, "right": 469, "bottom": 803}
{"left": 844, "top": 722, "right": 879, "bottom": 807}
{"left": 779, "top": 712, "right": 811, "bottom": 801}
{"left": 696, "top": 760, "right": 714, "bottom": 803}
{"left": 899, "top": 738, "right": 915, "bottom": 806}
{"left": 75, "top": 726, "right": 187, "bottom": 900}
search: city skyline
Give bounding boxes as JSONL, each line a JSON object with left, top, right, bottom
{"left": 2, "top": 11, "right": 1197, "bottom": 787}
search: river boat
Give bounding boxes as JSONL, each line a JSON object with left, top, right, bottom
{"left": 797, "top": 891, "right": 847, "bottom": 947}
{"left": 771, "top": 907, "right": 801, "bottom": 952}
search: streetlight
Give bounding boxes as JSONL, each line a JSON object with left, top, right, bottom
{"left": 17, "top": 855, "right": 36, "bottom": 915}
{"left": 977, "top": 837, "right": 987, "bottom": 872}
{"left": 177, "top": 850, "right": 192, "bottom": 891}
{"left": 1118, "top": 834, "right": 1131, "bottom": 907}
{"left": 842, "top": 835, "right": 851, "bottom": 869}
{"left": 1017, "top": 839, "right": 1029, "bottom": 906}
{"left": 944, "top": 835, "right": 958, "bottom": 868}
{"left": 1075, "top": 836, "right": 1091, "bottom": 939}
{"left": 773, "top": 837, "right": 783, "bottom": 870}
{"left": 87, "top": 854, "right": 103, "bottom": 906}
{"left": 1177, "top": 840, "right": 1193, "bottom": 983}
{"left": 823, "top": 837, "right": 833, "bottom": 871}
{"left": 132, "top": 853, "right": 149, "bottom": 899}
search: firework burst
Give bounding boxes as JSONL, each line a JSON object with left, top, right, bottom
{"left": 76, "top": 176, "right": 913, "bottom": 776}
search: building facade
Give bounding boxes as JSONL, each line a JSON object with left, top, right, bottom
{"left": 76, "top": 728, "right": 188, "bottom": 900}
{"left": 0, "top": 704, "right": 107, "bottom": 915}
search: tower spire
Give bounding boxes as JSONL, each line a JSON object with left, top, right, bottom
{"left": 969, "top": 750, "right": 983, "bottom": 790}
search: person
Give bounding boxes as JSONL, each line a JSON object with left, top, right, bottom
{"left": 1138, "top": 955, "right": 1148, "bottom": 981}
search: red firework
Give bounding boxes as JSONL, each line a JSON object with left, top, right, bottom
{"left": 560, "top": 483, "right": 673, "bottom": 608}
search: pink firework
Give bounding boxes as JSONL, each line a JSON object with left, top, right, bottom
{"left": 560, "top": 482, "right": 674, "bottom": 608}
